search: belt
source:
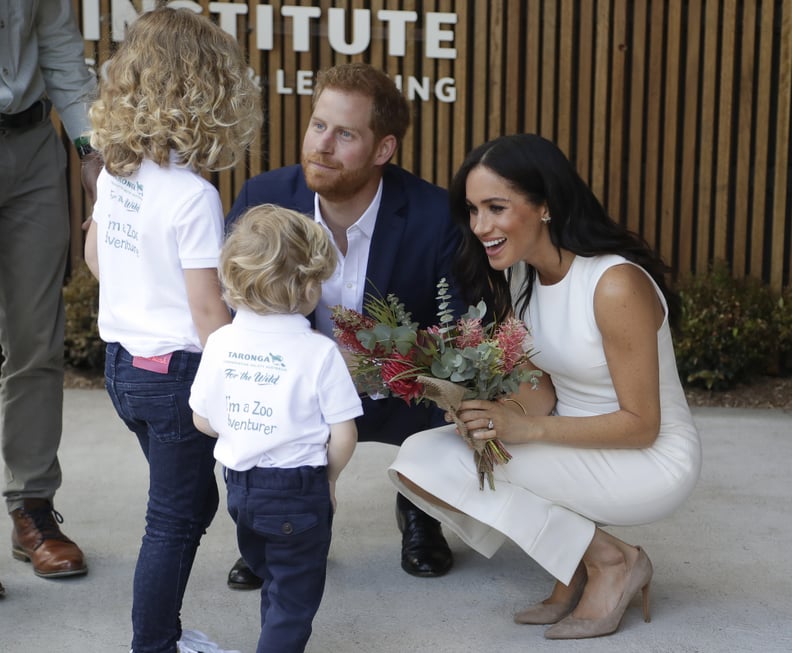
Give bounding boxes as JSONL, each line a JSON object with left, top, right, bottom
{"left": 0, "top": 99, "right": 52, "bottom": 131}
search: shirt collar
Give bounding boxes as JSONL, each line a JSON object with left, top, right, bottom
{"left": 232, "top": 308, "right": 311, "bottom": 333}
{"left": 313, "top": 178, "right": 383, "bottom": 240}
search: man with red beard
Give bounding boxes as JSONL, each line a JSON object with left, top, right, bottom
{"left": 224, "top": 62, "right": 466, "bottom": 587}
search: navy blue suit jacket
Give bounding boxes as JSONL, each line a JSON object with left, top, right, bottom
{"left": 226, "top": 164, "right": 466, "bottom": 445}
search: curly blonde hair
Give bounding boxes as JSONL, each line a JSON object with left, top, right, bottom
{"left": 90, "top": 7, "right": 262, "bottom": 177}
{"left": 221, "top": 205, "right": 337, "bottom": 315}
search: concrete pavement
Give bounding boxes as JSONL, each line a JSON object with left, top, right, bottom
{"left": 1, "top": 389, "right": 791, "bottom": 652}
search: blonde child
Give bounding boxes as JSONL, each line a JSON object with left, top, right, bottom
{"left": 190, "top": 204, "right": 361, "bottom": 653}
{"left": 83, "top": 8, "right": 261, "bottom": 653}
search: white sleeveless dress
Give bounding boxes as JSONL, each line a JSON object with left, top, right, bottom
{"left": 389, "top": 255, "right": 702, "bottom": 584}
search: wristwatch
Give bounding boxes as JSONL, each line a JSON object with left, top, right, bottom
{"left": 74, "top": 136, "right": 96, "bottom": 159}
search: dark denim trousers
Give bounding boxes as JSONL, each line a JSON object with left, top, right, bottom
{"left": 105, "top": 343, "right": 219, "bottom": 653}
{"left": 226, "top": 465, "right": 332, "bottom": 653}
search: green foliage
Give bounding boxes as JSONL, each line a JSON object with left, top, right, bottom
{"left": 63, "top": 262, "right": 104, "bottom": 369}
{"left": 673, "top": 261, "right": 776, "bottom": 390}
{"left": 772, "top": 286, "right": 792, "bottom": 374}
{"left": 435, "top": 277, "right": 457, "bottom": 335}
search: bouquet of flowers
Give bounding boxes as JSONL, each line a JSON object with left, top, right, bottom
{"left": 331, "top": 279, "right": 541, "bottom": 490}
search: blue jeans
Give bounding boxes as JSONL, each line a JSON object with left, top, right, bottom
{"left": 226, "top": 465, "right": 332, "bottom": 653}
{"left": 105, "top": 343, "right": 219, "bottom": 653}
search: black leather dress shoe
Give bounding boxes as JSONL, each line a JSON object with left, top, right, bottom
{"left": 227, "top": 557, "right": 263, "bottom": 590}
{"left": 395, "top": 494, "right": 453, "bottom": 577}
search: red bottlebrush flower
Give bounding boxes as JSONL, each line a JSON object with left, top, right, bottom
{"left": 455, "top": 317, "right": 485, "bottom": 349}
{"left": 330, "top": 305, "right": 376, "bottom": 332}
{"left": 380, "top": 353, "right": 424, "bottom": 404}
{"left": 495, "top": 318, "right": 530, "bottom": 372}
{"left": 334, "top": 329, "right": 369, "bottom": 354}
{"left": 331, "top": 305, "right": 379, "bottom": 355}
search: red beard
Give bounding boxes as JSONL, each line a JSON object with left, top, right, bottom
{"left": 301, "top": 154, "right": 377, "bottom": 203}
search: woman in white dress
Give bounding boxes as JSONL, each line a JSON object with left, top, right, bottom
{"left": 389, "top": 134, "right": 701, "bottom": 640}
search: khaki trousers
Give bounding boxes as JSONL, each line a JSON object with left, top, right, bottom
{"left": 0, "top": 119, "right": 69, "bottom": 513}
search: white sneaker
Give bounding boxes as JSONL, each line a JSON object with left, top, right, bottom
{"left": 177, "top": 629, "right": 241, "bottom": 653}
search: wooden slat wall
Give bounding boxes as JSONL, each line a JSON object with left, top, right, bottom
{"left": 67, "top": 0, "right": 792, "bottom": 290}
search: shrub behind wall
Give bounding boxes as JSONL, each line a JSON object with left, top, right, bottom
{"left": 63, "top": 261, "right": 104, "bottom": 370}
{"left": 673, "top": 261, "right": 778, "bottom": 390}
{"left": 771, "top": 286, "right": 792, "bottom": 375}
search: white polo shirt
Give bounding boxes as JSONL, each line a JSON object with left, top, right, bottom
{"left": 92, "top": 155, "right": 224, "bottom": 355}
{"left": 189, "top": 309, "right": 363, "bottom": 471}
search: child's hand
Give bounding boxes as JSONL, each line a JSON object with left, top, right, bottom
{"left": 193, "top": 413, "right": 218, "bottom": 438}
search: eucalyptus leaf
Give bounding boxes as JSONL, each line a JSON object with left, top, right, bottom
{"left": 373, "top": 323, "right": 394, "bottom": 342}
{"left": 392, "top": 325, "right": 418, "bottom": 345}
{"left": 395, "top": 339, "right": 415, "bottom": 356}
{"left": 356, "top": 330, "right": 379, "bottom": 351}
{"left": 430, "top": 360, "right": 452, "bottom": 378}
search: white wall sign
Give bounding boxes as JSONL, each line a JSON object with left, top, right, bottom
{"left": 78, "top": 0, "right": 458, "bottom": 103}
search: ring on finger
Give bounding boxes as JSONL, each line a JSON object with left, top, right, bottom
{"left": 487, "top": 418, "right": 494, "bottom": 430}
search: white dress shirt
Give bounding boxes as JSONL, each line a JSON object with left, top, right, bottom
{"left": 312, "top": 179, "right": 383, "bottom": 338}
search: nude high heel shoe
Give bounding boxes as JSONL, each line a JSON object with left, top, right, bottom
{"left": 543, "top": 546, "right": 653, "bottom": 640}
{"left": 513, "top": 572, "right": 586, "bottom": 625}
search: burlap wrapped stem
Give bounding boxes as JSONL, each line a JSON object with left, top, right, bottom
{"left": 417, "top": 375, "right": 512, "bottom": 490}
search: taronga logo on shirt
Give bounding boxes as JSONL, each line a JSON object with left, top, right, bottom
{"left": 227, "top": 351, "right": 286, "bottom": 370}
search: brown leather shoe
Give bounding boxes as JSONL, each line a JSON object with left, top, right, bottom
{"left": 11, "top": 499, "right": 87, "bottom": 578}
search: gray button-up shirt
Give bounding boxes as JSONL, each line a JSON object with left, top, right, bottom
{"left": 0, "top": 0, "right": 96, "bottom": 140}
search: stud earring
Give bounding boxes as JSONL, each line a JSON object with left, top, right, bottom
{"left": 541, "top": 214, "right": 551, "bottom": 224}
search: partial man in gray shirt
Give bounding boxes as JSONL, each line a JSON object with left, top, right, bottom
{"left": 0, "top": 0, "right": 99, "bottom": 594}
